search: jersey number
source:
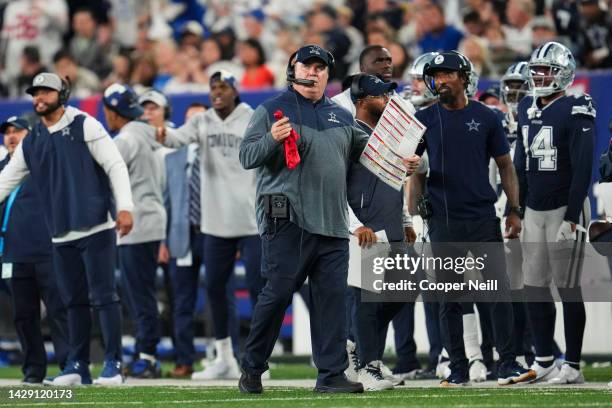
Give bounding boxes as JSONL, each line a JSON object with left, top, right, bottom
{"left": 524, "top": 125, "right": 557, "bottom": 171}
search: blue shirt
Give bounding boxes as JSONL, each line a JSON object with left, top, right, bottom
{"left": 418, "top": 26, "right": 464, "bottom": 54}
{"left": 514, "top": 94, "right": 596, "bottom": 223}
{"left": 416, "top": 101, "right": 510, "bottom": 219}
{"left": 0, "top": 156, "right": 52, "bottom": 263}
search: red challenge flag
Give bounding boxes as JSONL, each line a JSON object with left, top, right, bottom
{"left": 273, "top": 110, "right": 301, "bottom": 169}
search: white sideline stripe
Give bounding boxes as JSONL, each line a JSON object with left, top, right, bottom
{"left": 0, "top": 391, "right": 610, "bottom": 407}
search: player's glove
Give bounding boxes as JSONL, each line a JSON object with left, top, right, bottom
{"left": 556, "top": 221, "right": 576, "bottom": 242}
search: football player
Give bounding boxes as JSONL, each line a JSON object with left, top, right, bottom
{"left": 514, "top": 41, "right": 596, "bottom": 384}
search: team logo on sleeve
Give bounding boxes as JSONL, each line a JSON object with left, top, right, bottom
{"left": 465, "top": 119, "right": 481, "bottom": 132}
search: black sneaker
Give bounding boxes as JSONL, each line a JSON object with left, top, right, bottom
{"left": 21, "top": 376, "right": 43, "bottom": 385}
{"left": 497, "top": 360, "right": 536, "bottom": 385}
{"left": 238, "top": 371, "right": 263, "bottom": 394}
{"left": 314, "top": 375, "right": 364, "bottom": 393}
{"left": 414, "top": 368, "right": 437, "bottom": 380}
{"left": 128, "top": 359, "right": 162, "bottom": 379}
{"left": 440, "top": 370, "right": 470, "bottom": 387}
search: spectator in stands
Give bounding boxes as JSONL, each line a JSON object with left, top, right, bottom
{"left": 551, "top": 0, "right": 581, "bottom": 51}
{"left": 485, "top": 22, "right": 518, "bottom": 72}
{"left": 164, "top": 45, "right": 209, "bottom": 94}
{"left": 337, "top": 6, "right": 365, "bottom": 71}
{"left": 459, "top": 35, "right": 497, "bottom": 77}
{"left": 388, "top": 42, "right": 410, "bottom": 81}
{"left": 13, "top": 46, "right": 47, "bottom": 98}
{"left": 463, "top": 11, "right": 485, "bottom": 37}
{"left": 576, "top": 0, "right": 612, "bottom": 68}
{"left": 366, "top": 27, "right": 393, "bottom": 50}
{"left": 178, "top": 20, "right": 204, "bottom": 50}
{"left": 307, "top": 5, "right": 352, "bottom": 80}
{"left": 531, "top": 16, "right": 562, "bottom": 48}
{"left": 0, "top": 0, "right": 68, "bottom": 83}
{"left": 200, "top": 37, "right": 243, "bottom": 82}
{"left": 241, "top": 9, "right": 276, "bottom": 67}
{"left": 417, "top": 3, "right": 464, "bottom": 54}
{"left": 268, "top": 26, "right": 301, "bottom": 88}
{"left": 238, "top": 39, "right": 274, "bottom": 90}
{"left": 69, "top": 7, "right": 112, "bottom": 79}
{"left": 102, "top": 52, "right": 133, "bottom": 89}
{"left": 366, "top": 0, "right": 405, "bottom": 31}
{"left": 503, "top": 0, "right": 535, "bottom": 58}
{"left": 53, "top": 50, "right": 100, "bottom": 98}
{"left": 152, "top": 40, "right": 179, "bottom": 91}
{"left": 185, "top": 102, "right": 207, "bottom": 120}
{"left": 131, "top": 52, "right": 158, "bottom": 94}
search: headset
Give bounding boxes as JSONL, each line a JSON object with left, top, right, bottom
{"left": 423, "top": 51, "right": 471, "bottom": 96}
{"left": 59, "top": 76, "right": 71, "bottom": 105}
{"left": 286, "top": 49, "right": 335, "bottom": 87}
{"left": 350, "top": 74, "right": 366, "bottom": 101}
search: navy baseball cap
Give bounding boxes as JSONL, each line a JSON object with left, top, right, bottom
{"left": 424, "top": 52, "right": 471, "bottom": 75}
{"left": 350, "top": 74, "right": 397, "bottom": 102}
{"left": 103, "top": 83, "right": 144, "bottom": 119}
{"left": 26, "top": 72, "right": 63, "bottom": 95}
{"left": 293, "top": 45, "right": 334, "bottom": 67}
{"left": 0, "top": 116, "right": 31, "bottom": 133}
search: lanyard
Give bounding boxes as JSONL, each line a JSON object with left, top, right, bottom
{"left": 0, "top": 185, "right": 22, "bottom": 255}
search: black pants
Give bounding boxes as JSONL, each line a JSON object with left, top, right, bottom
{"left": 428, "top": 216, "right": 515, "bottom": 375}
{"left": 242, "top": 220, "right": 349, "bottom": 383}
{"left": 10, "top": 261, "right": 69, "bottom": 380}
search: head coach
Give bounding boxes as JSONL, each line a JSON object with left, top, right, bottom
{"left": 239, "top": 44, "right": 402, "bottom": 394}
{"left": 412, "top": 52, "right": 535, "bottom": 386}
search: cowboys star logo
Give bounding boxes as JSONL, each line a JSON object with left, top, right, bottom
{"left": 328, "top": 112, "right": 340, "bottom": 123}
{"left": 61, "top": 128, "right": 71, "bottom": 136}
{"left": 465, "top": 119, "right": 481, "bottom": 132}
{"left": 309, "top": 46, "right": 321, "bottom": 55}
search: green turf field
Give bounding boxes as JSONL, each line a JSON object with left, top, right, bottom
{"left": 1, "top": 386, "right": 611, "bottom": 407}
{"left": 0, "top": 364, "right": 610, "bottom": 407}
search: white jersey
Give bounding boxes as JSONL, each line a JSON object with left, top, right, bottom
{"left": 1, "top": 0, "right": 68, "bottom": 82}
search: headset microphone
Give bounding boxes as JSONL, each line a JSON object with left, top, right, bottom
{"left": 288, "top": 78, "right": 316, "bottom": 87}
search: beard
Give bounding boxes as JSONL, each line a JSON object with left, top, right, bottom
{"left": 34, "top": 100, "right": 62, "bottom": 117}
{"left": 438, "top": 89, "right": 456, "bottom": 105}
{"left": 366, "top": 103, "right": 385, "bottom": 120}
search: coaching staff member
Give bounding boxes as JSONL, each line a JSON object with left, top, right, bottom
{"left": 237, "top": 44, "right": 367, "bottom": 394}
{"left": 414, "top": 52, "right": 535, "bottom": 386}
{"left": 238, "top": 44, "right": 420, "bottom": 394}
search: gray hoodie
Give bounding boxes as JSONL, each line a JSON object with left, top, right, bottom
{"left": 114, "top": 120, "right": 167, "bottom": 244}
{"left": 164, "top": 103, "right": 258, "bottom": 238}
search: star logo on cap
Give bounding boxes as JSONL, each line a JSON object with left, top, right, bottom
{"left": 466, "top": 119, "right": 481, "bottom": 132}
{"left": 434, "top": 55, "right": 444, "bottom": 65}
{"left": 7, "top": 116, "right": 17, "bottom": 122}
{"left": 309, "top": 46, "right": 321, "bottom": 55}
{"left": 34, "top": 75, "right": 45, "bottom": 84}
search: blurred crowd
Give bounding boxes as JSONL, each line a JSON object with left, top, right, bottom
{"left": 0, "top": 0, "right": 610, "bottom": 100}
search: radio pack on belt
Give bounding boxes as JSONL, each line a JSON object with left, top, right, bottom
{"left": 263, "top": 194, "right": 290, "bottom": 219}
